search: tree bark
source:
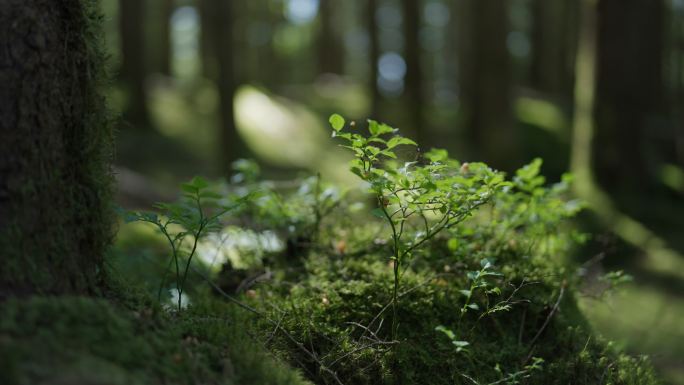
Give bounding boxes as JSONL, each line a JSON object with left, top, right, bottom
{"left": 457, "top": 0, "right": 518, "bottom": 170}
{"left": 0, "top": 0, "right": 114, "bottom": 297}
{"left": 594, "top": 0, "right": 666, "bottom": 191}
{"left": 119, "top": 0, "right": 151, "bottom": 128}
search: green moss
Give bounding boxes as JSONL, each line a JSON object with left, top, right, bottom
{"left": 0, "top": 295, "right": 311, "bottom": 385}
{"left": 248, "top": 254, "right": 659, "bottom": 385}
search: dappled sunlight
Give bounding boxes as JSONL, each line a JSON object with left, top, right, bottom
{"left": 235, "top": 85, "right": 355, "bottom": 182}
{"left": 580, "top": 284, "right": 684, "bottom": 384}
{"left": 197, "top": 227, "right": 284, "bottom": 271}
{"left": 515, "top": 97, "right": 568, "bottom": 135}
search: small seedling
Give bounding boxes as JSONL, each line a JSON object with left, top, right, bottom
{"left": 124, "top": 177, "right": 246, "bottom": 311}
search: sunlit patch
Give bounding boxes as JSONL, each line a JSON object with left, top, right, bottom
{"left": 197, "top": 227, "right": 284, "bottom": 271}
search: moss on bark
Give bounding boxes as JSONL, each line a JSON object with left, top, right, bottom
{"left": 0, "top": 0, "right": 114, "bottom": 296}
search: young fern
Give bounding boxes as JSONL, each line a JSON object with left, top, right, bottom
{"left": 330, "top": 114, "right": 507, "bottom": 340}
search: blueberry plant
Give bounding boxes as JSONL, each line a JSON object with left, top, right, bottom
{"left": 329, "top": 113, "right": 507, "bottom": 340}
{"left": 124, "top": 177, "right": 247, "bottom": 311}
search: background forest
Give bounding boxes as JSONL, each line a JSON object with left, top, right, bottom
{"left": 11, "top": 0, "right": 681, "bottom": 383}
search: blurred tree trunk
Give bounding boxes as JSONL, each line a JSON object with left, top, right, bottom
{"left": 367, "top": 0, "right": 380, "bottom": 117}
{"left": 402, "top": 0, "right": 425, "bottom": 144}
{"left": 672, "top": 10, "right": 684, "bottom": 168}
{"left": 202, "top": 0, "right": 246, "bottom": 170}
{"left": 317, "top": 0, "right": 344, "bottom": 75}
{"left": 0, "top": 0, "right": 114, "bottom": 297}
{"left": 119, "top": 0, "right": 151, "bottom": 128}
{"left": 157, "top": 0, "right": 173, "bottom": 75}
{"left": 457, "top": 0, "right": 518, "bottom": 170}
{"left": 594, "top": 0, "right": 666, "bottom": 191}
{"left": 530, "top": 0, "right": 578, "bottom": 98}
{"left": 198, "top": 0, "right": 213, "bottom": 78}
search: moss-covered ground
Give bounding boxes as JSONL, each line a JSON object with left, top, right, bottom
{"left": 0, "top": 283, "right": 311, "bottom": 385}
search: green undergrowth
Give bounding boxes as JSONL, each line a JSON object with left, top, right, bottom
{"left": 105, "top": 116, "right": 661, "bottom": 384}
{"left": 0, "top": 284, "right": 311, "bottom": 385}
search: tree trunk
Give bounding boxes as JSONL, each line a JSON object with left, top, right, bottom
{"left": 119, "top": 0, "right": 150, "bottom": 128}
{"left": 0, "top": 0, "right": 114, "bottom": 297}
{"left": 530, "top": 0, "right": 578, "bottom": 98}
{"left": 594, "top": 0, "right": 665, "bottom": 192}
{"left": 198, "top": 0, "right": 216, "bottom": 80}
{"left": 367, "top": 0, "right": 381, "bottom": 118}
{"left": 402, "top": 0, "right": 424, "bottom": 145}
{"left": 317, "top": 0, "right": 344, "bottom": 75}
{"left": 157, "top": 0, "right": 173, "bottom": 76}
{"left": 202, "top": 0, "right": 245, "bottom": 171}
{"left": 457, "top": 0, "right": 518, "bottom": 170}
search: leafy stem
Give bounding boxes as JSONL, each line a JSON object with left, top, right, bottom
{"left": 330, "top": 113, "right": 505, "bottom": 341}
{"left": 124, "top": 176, "right": 244, "bottom": 312}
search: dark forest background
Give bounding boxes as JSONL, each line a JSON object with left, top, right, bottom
{"left": 105, "top": 1, "right": 684, "bottom": 382}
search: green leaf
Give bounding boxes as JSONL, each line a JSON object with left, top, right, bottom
{"left": 370, "top": 208, "right": 386, "bottom": 219}
{"left": 329, "top": 113, "right": 345, "bottom": 131}
{"left": 467, "top": 303, "right": 480, "bottom": 311}
{"left": 190, "top": 176, "right": 209, "bottom": 189}
{"left": 452, "top": 340, "right": 470, "bottom": 352}
{"left": 386, "top": 136, "right": 417, "bottom": 149}
{"left": 181, "top": 183, "right": 197, "bottom": 194}
{"left": 425, "top": 148, "right": 449, "bottom": 163}
{"left": 487, "top": 287, "right": 502, "bottom": 295}
{"left": 480, "top": 258, "right": 492, "bottom": 269}
{"left": 459, "top": 289, "right": 472, "bottom": 297}
{"left": 435, "top": 325, "right": 456, "bottom": 340}
{"left": 367, "top": 119, "right": 395, "bottom": 136}
{"left": 199, "top": 191, "right": 222, "bottom": 199}
{"left": 123, "top": 211, "right": 142, "bottom": 223}
{"left": 381, "top": 150, "right": 397, "bottom": 159}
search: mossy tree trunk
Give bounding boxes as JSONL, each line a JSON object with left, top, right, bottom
{"left": 0, "top": 0, "right": 113, "bottom": 298}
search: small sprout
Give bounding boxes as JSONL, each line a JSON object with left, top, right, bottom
{"left": 329, "top": 113, "right": 345, "bottom": 131}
